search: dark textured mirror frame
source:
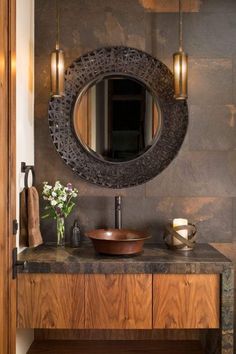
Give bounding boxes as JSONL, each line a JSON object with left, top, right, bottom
{"left": 48, "top": 46, "right": 188, "bottom": 188}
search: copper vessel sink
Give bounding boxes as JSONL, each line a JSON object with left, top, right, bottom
{"left": 85, "top": 228, "right": 150, "bottom": 256}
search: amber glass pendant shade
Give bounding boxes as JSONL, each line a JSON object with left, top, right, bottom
{"left": 173, "top": 0, "right": 188, "bottom": 100}
{"left": 173, "top": 50, "right": 188, "bottom": 100}
{"left": 50, "top": 47, "right": 65, "bottom": 97}
{"left": 50, "top": 0, "right": 65, "bottom": 97}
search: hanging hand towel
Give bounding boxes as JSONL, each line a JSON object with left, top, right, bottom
{"left": 19, "top": 188, "right": 28, "bottom": 247}
{"left": 27, "top": 186, "right": 43, "bottom": 247}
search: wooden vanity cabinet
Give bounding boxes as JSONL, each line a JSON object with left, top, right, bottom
{"left": 85, "top": 274, "right": 152, "bottom": 329}
{"left": 17, "top": 274, "right": 85, "bottom": 329}
{"left": 17, "top": 273, "right": 220, "bottom": 330}
{"left": 153, "top": 274, "right": 220, "bottom": 329}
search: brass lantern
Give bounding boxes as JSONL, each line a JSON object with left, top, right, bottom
{"left": 173, "top": 0, "right": 188, "bottom": 100}
{"left": 50, "top": 1, "right": 65, "bottom": 97}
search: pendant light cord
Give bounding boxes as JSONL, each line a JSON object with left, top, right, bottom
{"left": 179, "top": 0, "right": 183, "bottom": 52}
{"left": 56, "top": 0, "right": 60, "bottom": 50}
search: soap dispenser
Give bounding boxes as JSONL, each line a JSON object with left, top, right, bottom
{"left": 70, "top": 220, "right": 81, "bottom": 248}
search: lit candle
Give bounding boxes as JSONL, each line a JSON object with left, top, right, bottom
{"left": 173, "top": 218, "right": 188, "bottom": 246}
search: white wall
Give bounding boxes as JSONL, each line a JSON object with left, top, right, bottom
{"left": 16, "top": 0, "right": 35, "bottom": 352}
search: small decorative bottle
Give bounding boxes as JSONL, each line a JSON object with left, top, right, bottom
{"left": 70, "top": 220, "right": 81, "bottom": 248}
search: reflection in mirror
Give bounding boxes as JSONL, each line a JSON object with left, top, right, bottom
{"left": 73, "top": 76, "right": 161, "bottom": 162}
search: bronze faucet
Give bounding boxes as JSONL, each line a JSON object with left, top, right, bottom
{"left": 115, "top": 196, "right": 122, "bottom": 229}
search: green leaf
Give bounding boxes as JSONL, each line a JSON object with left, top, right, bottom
{"left": 64, "top": 202, "right": 75, "bottom": 218}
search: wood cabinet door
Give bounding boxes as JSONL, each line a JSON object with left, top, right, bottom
{"left": 85, "top": 274, "right": 152, "bottom": 329}
{"left": 17, "top": 274, "right": 85, "bottom": 329}
{"left": 153, "top": 274, "right": 220, "bottom": 329}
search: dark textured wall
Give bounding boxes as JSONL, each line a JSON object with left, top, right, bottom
{"left": 35, "top": 0, "right": 236, "bottom": 245}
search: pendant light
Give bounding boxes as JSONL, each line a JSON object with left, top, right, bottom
{"left": 50, "top": 0, "right": 65, "bottom": 97}
{"left": 173, "top": 0, "right": 188, "bottom": 100}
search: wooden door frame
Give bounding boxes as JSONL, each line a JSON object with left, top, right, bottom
{"left": 0, "top": 0, "right": 16, "bottom": 353}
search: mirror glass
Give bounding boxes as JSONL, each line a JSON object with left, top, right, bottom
{"left": 73, "top": 76, "right": 161, "bottom": 162}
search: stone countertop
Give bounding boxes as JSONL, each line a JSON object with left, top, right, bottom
{"left": 18, "top": 243, "right": 232, "bottom": 274}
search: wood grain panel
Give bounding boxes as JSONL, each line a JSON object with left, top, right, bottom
{"left": 27, "top": 340, "right": 203, "bottom": 354}
{"left": 8, "top": 2, "right": 16, "bottom": 353}
{"left": 74, "top": 91, "right": 91, "bottom": 145}
{"left": 17, "top": 274, "right": 85, "bottom": 329}
{"left": 0, "top": 1, "right": 16, "bottom": 353}
{"left": 85, "top": 274, "right": 152, "bottom": 329}
{"left": 0, "top": 1, "right": 9, "bottom": 352}
{"left": 153, "top": 102, "right": 159, "bottom": 136}
{"left": 153, "top": 274, "right": 220, "bottom": 329}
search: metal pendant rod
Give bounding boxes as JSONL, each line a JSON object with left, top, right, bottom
{"left": 56, "top": 0, "right": 60, "bottom": 49}
{"left": 179, "top": 0, "right": 183, "bottom": 52}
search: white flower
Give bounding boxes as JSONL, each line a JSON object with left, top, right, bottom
{"left": 54, "top": 181, "right": 62, "bottom": 190}
{"left": 42, "top": 180, "right": 78, "bottom": 220}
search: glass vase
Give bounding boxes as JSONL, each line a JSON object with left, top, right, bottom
{"left": 56, "top": 217, "right": 65, "bottom": 247}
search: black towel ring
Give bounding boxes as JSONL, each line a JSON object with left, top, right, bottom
{"left": 21, "top": 162, "right": 35, "bottom": 188}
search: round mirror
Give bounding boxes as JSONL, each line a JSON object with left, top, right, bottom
{"left": 49, "top": 46, "right": 188, "bottom": 188}
{"left": 73, "top": 76, "right": 161, "bottom": 162}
